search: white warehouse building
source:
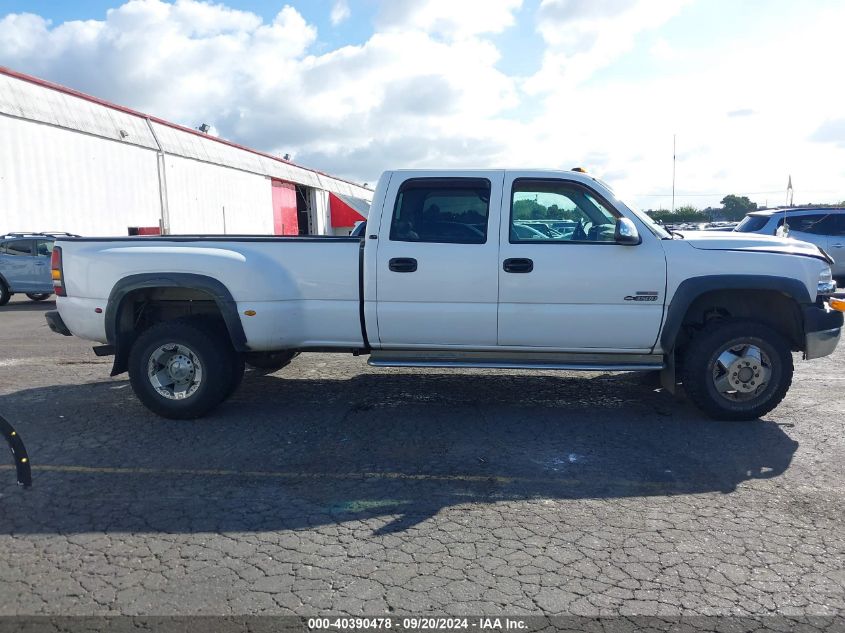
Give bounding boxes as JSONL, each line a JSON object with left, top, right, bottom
{"left": 0, "top": 67, "right": 372, "bottom": 237}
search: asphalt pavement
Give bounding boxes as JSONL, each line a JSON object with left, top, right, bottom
{"left": 0, "top": 295, "right": 843, "bottom": 620}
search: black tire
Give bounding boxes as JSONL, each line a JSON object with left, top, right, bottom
{"left": 681, "top": 319, "right": 793, "bottom": 421}
{"left": 26, "top": 293, "right": 52, "bottom": 302}
{"left": 244, "top": 350, "right": 297, "bottom": 372}
{"left": 0, "top": 282, "right": 10, "bottom": 307}
{"left": 128, "top": 318, "right": 236, "bottom": 419}
{"left": 199, "top": 318, "right": 244, "bottom": 398}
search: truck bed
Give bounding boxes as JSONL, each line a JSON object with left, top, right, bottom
{"left": 55, "top": 235, "right": 365, "bottom": 350}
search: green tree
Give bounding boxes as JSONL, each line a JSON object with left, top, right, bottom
{"left": 513, "top": 198, "right": 545, "bottom": 220}
{"left": 646, "top": 206, "right": 707, "bottom": 224}
{"left": 720, "top": 195, "right": 757, "bottom": 221}
{"left": 674, "top": 205, "right": 701, "bottom": 221}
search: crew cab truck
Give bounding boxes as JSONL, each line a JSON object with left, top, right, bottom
{"left": 45, "top": 169, "right": 844, "bottom": 421}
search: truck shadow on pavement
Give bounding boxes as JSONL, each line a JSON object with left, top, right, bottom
{"left": 0, "top": 370, "right": 799, "bottom": 535}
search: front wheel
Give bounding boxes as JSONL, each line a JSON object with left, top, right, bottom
{"left": 128, "top": 319, "right": 235, "bottom": 419}
{"left": 26, "top": 293, "right": 52, "bottom": 302}
{"left": 681, "top": 319, "right": 793, "bottom": 421}
{"left": 0, "top": 283, "right": 10, "bottom": 307}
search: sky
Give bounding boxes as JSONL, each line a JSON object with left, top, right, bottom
{"left": 1, "top": 0, "right": 844, "bottom": 210}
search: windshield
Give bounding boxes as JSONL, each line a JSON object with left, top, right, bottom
{"left": 734, "top": 215, "right": 771, "bottom": 233}
{"left": 589, "top": 179, "right": 672, "bottom": 239}
{"left": 617, "top": 199, "right": 672, "bottom": 239}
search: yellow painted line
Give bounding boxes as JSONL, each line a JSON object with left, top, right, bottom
{"left": 0, "top": 464, "right": 678, "bottom": 491}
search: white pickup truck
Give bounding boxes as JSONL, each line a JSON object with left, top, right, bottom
{"left": 45, "top": 169, "right": 843, "bottom": 421}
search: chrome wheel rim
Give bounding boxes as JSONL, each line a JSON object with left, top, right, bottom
{"left": 712, "top": 342, "right": 772, "bottom": 402}
{"left": 147, "top": 343, "right": 203, "bottom": 400}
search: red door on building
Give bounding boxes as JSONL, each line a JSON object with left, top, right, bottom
{"left": 271, "top": 179, "right": 298, "bottom": 235}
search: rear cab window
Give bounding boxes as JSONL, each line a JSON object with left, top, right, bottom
{"left": 389, "top": 178, "right": 491, "bottom": 244}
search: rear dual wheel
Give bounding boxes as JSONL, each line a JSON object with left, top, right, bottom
{"left": 128, "top": 318, "right": 244, "bottom": 419}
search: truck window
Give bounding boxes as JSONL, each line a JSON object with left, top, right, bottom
{"left": 734, "top": 215, "right": 770, "bottom": 233}
{"left": 510, "top": 179, "right": 619, "bottom": 243}
{"left": 782, "top": 214, "right": 835, "bottom": 234}
{"left": 36, "top": 240, "right": 54, "bottom": 256}
{"left": 1, "top": 239, "right": 34, "bottom": 255}
{"left": 389, "top": 178, "right": 491, "bottom": 244}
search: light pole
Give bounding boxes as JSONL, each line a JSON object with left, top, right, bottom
{"left": 671, "top": 134, "right": 676, "bottom": 213}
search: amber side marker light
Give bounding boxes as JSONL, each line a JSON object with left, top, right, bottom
{"left": 829, "top": 297, "right": 845, "bottom": 312}
{"left": 244, "top": 310, "right": 257, "bottom": 317}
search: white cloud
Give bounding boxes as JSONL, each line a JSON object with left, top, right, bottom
{"left": 526, "top": 0, "right": 690, "bottom": 91}
{"left": 377, "top": 0, "right": 522, "bottom": 40}
{"left": 0, "top": 0, "right": 519, "bottom": 180}
{"left": 649, "top": 37, "right": 673, "bottom": 62}
{"left": 0, "top": 0, "right": 843, "bottom": 208}
{"left": 330, "top": 0, "right": 350, "bottom": 26}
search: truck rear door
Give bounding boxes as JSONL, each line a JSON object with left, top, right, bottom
{"left": 374, "top": 171, "right": 505, "bottom": 348}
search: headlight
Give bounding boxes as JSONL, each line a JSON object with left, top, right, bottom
{"left": 818, "top": 267, "right": 836, "bottom": 296}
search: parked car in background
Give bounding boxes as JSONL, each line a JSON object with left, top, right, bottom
{"left": 702, "top": 221, "right": 738, "bottom": 231}
{"left": 514, "top": 220, "right": 566, "bottom": 238}
{"left": 734, "top": 208, "right": 845, "bottom": 278}
{"left": 0, "top": 232, "right": 79, "bottom": 305}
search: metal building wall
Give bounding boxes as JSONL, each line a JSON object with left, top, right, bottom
{"left": 0, "top": 68, "right": 374, "bottom": 236}
{"left": 164, "top": 155, "right": 273, "bottom": 234}
{"left": 0, "top": 115, "right": 161, "bottom": 235}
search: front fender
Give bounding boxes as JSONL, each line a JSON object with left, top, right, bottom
{"left": 660, "top": 275, "right": 812, "bottom": 352}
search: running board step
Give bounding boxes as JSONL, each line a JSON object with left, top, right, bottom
{"left": 368, "top": 351, "right": 663, "bottom": 372}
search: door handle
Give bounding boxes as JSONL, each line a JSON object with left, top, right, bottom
{"left": 832, "top": 243, "right": 844, "bottom": 248}
{"left": 502, "top": 258, "right": 534, "bottom": 273}
{"left": 389, "top": 257, "right": 418, "bottom": 273}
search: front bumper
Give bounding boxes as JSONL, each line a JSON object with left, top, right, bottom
{"left": 803, "top": 305, "right": 843, "bottom": 360}
{"left": 44, "top": 310, "right": 72, "bottom": 336}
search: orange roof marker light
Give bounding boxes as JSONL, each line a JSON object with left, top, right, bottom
{"left": 571, "top": 167, "right": 587, "bottom": 173}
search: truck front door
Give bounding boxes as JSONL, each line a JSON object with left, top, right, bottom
{"left": 374, "top": 172, "right": 504, "bottom": 348}
{"left": 497, "top": 174, "right": 667, "bottom": 351}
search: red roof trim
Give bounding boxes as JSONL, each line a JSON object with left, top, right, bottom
{"left": 0, "top": 65, "right": 371, "bottom": 192}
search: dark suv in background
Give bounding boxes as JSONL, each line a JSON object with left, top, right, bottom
{"left": 0, "top": 232, "right": 79, "bottom": 306}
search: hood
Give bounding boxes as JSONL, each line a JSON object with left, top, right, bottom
{"left": 675, "top": 230, "right": 832, "bottom": 263}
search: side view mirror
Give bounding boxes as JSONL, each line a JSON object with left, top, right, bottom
{"left": 615, "top": 218, "right": 641, "bottom": 245}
